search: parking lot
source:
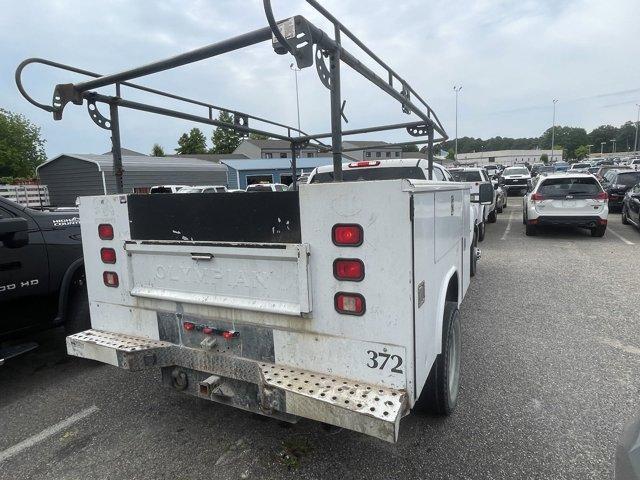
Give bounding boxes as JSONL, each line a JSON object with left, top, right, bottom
{"left": 1, "top": 201, "right": 639, "bottom": 480}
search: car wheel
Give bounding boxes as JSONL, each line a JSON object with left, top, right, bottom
{"left": 64, "top": 283, "right": 90, "bottom": 335}
{"left": 470, "top": 231, "right": 478, "bottom": 277}
{"left": 525, "top": 224, "right": 537, "bottom": 236}
{"left": 504, "top": 198, "right": 508, "bottom": 207}
{"left": 621, "top": 207, "right": 629, "bottom": 225}
{"left": 478, "top": 222, "right": 485, "bottom": 242}
{"left": 497, "top": 205, "right": 503, "bottom": 214}
{"left": 591, "top": 225, "right": 606, "bottom": 237}
{"left": 487, "top": 209, "right": 497, "bottom": 223}
{"left": 414, "top": 301, "right": 461, "bottom": 415}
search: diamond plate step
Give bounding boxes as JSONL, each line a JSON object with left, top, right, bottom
{"left": 259, "top": 362, "right": 408, "bottom": 443}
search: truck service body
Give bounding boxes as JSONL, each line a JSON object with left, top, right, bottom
{"left": 69, "top": 179, "right": 473, "bottom": 442}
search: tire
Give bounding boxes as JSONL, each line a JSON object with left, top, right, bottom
{"left": 622, "top": 207, "right": 629, "bottom": 225}
{"left": 478, "top": 222, "right": 485, "bottom": 242}
{"left": 64, "top": 283, "right": 90, "bottom": 334}
{"left": 470, "top": 231, "right": 478, "bottom": 277}
{"left": 525, "top": 224, "right": 537, "bottom": 236}
{"left": 591, "top": 225, "right": 606, "bottom": 237}
{"left": 487, "top": 209, "right": 497, "bottom": 223}
{"left": 497, "top": 205, "right": 503, "bottom": 214}
{"left": 414, "top": 302, "right": 461, "bottom": 415}
{"left": 504, "top": 198, "right": 508, "bottom": 208}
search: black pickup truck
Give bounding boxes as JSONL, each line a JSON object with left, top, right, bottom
{"left": 0, "top": 196, "right": 89, "bottom": 363}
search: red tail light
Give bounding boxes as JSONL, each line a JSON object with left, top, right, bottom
{"left": 222, "top": 330, "right": 239, "bottom": 340}
{"left": 348, "top": 161, "right": 380, "bottom": 168}
{"left": 333, "top": 259, "right": 365, "bottom": 281}
{"left": 332, "top": 224, "right": 363, "bottom": 246}
{"left": 103, "top": 271, "right": 119, "bottom": 287}
{"left": 183, "top": 321, "right": 195, "bottom": 331}
{"left": 335, "top": 292, "right": 365, "bottom": 316}
{"left": 98, "top": 223, "right": 114, "bottom": 240}
{"left": 531, "top": 193, "right": 545, "bottom": 201}
{"left": 596, "top": 191, "right": 608, "bottom": 201}
{"left": 100, "top": 247, "right": 116, "bottom": 264}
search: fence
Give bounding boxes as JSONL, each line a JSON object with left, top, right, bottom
{"left": 0, "top": 184, "right": 50, "bottom": 207}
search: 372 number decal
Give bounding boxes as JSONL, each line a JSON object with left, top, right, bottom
{"left": 366, "top": 350, "right": 403, "bottom": 374}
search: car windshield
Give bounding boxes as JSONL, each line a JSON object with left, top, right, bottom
{"left": 450, "top": 171, "right": 483, "bottom": 182}
{"left": 616, "top": 172, "right": 640, "bottom": 186}
{"left": 538, "top": 177, "right": 601, "bottom": 197}
{"left": 311, "top": 166, "right": 426, "bottom": 183}
{"left": 503, "top": 168, "right": 528, "bottom": 176}
{"left": 571, "top": 163, "right": 590, "bottom": 169}
{"left": 177, "top": 187, "right": 202, "bottom": 193}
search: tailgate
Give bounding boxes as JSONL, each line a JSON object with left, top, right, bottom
{"left": 125, "top": 241, "right": 311, "bottom": 316}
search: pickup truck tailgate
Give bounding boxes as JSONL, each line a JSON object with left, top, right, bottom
{"left": 125, "top": 241, "right": 311, "bottom": 316}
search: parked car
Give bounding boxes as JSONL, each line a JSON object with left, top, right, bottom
{"left": 621, "top": 182, "right": 640, "bottom": 232}
{"left": 628, "top": 158, "right": 640, "bottom": 170}
{"left": 245, "top": 183, "right": 287, "bottom": 192}
{"left": 149, "top": 185, "right": 189, "bottom": 193}
{"left": 177, "top": 185, "right": 228, "bottom": 193}
{"left": 522, "top": 173, "right": 608, "bottom": 237}
{"left": 553, "top": 161, "right": 570, "bottom": 172}
{"left": 569, "top": 162, "right": 591, "bottom": 172}
{"left": 494, "top": 183, "right": 507, "bottom": 213}
{"left": 601, "top": 170, "right": 640, "bottom": 211}
{"left": 595, "top": 165, "right": 632, "bottom": 181}
{"left": 499, "top": 166, "right": 531, "bottom": 196}
{"left": 483, "top": 164, "right": 499, "bottom": 178}
{"left": 449, "top": 167, "right": 498, "bottom": 223}
{"left": 0, "top": 196, "right": 88, "bottom": 363}
{"left": 530, "top": 163, "right": 546, "bottom": 177}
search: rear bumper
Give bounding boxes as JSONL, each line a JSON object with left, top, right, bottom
{"left": 67, "top": 329, "right": 408, "bottom": 443}
{"left": 529, "top": 216, "right": 606, "bottom": 228}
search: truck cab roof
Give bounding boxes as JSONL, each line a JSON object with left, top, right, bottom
{"left": 309, "top": 159, "right": 451, "bottom": 183}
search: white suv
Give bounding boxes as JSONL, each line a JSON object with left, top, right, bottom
{"left": 522, "top": 173, "right": 608, "bottom": 237}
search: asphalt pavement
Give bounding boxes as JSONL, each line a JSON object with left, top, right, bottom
{"left": 1, "top": 201, "right": 639, "bottom": 480}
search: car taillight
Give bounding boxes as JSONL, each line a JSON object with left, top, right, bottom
{"left": 596, "top": 191, "right": 608, "bottom": 201}
{"left": 335, "top": 292, "right": 365, "bottom": 316}
{"left": 348, "top": 161, "right": 380, "bottom": 168}
{"left": 100, "top": 247, "right": 116, "bottom": 264}
{"left": 531, "top": 193, "right": 545, "bottom": 201}
{"left": 103, "top": 271, "right": 119, "bottom": 287}
{"left": 98, "top": 223, "right": 114, "bottom": 240}
{"left": 332, "top": 224, "right": 363, "bottom": 246}
{"left": 183, "top": 321, "right": 195, "bottom": 331}
{"left": 333, "top": 259, "right": 364, "bottom": 281}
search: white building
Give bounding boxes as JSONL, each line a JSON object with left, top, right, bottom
{"left": 455, "top": 149, "right": 562, "bottom": 167}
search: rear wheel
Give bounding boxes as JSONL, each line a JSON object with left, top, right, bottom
{"left": 64, "top": 283, "right": 90, "bottom": 334}
{"left": 487, "top": 209, "right": 497, "bottom": 223}
{"left": 414, "top": 302, "right": 461, "bottom": 415}
{"left": 470, "top": 231, "right": 478, "bottom": 277}
{"left": 591, "top": 225, "right": 606, "bottom": 237}
{"left": 478, "top": 222, "right": 485, "bottom": 242}
{"left": 525, "top": 224, "right": 537, "bottom": 236}
{"left": 622, "top": 207, "right": 629, "bottom": 225}
{"left": 497, "top": 205, "right": 503, "bottom": 214}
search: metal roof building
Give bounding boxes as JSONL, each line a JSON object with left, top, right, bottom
{"left": 37, "top": 154, "right": 227, "bottom": 206}
{"left": 222, "top": 157, "right": 333, "bottom": 189}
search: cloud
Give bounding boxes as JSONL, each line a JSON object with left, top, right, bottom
{"left": 2, "top": 0, "right": 639, "bottom": 157}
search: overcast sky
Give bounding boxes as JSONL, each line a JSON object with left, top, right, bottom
{"left": 2, "top": 0, "right": 639, "bottom": 157}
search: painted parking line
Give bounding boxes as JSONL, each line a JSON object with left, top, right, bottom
{"left": 598, "top": 337, "right": 640, "bottom": 357}
{"left": 501, "top": 210, "right": 515, "bottom": 240}
{"left": 607, "top": 227, "right": 635, "bottom": 245}
{"left": 0, "top": 405, "right": 99, "bottom": 463}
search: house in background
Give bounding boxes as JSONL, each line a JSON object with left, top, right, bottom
{"left": 222, "top": 157, "right": 334, "bottom": 189}
{"left": 233, "top": 139, "right": 324, "bottom": 159}
{"left": 341, "top": 141, "right": 402, "bottom": 160}
{"left": 37, "top": 154, "right": 227, "bottom": 206}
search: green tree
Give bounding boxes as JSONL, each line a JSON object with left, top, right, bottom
{"left": 210, "top": 111, "right": 242, "bottom": 154}
{"left": 446, "top": 148, "right": 455, "bottom": 160}
{"left": 151, "top": 144, "right": 165, "bottom": 156}
{"left": 0, "top": 108, "right": 47, "bottom": 179}
{"left": 574, "top": 145, "right": 589, "bottom": 160}
{"left": 401, "top": 144, "right": 419, "bottom": 152}
{"left": 248, "top": 132, "right": 270, "bottom": 140}
{"left": 539, "top": 126, "right": 588, "bottom": 159}
{"left": 540, "top": 153, "right": 549, "bottom": 164}
{"left": 175, "top": 128, "right": 208, "bottom": 154}
{"left": 588, "top": 125, "right": 618, "bottom": 154}
{"left": 616, "top": 121, "right": 636, "bottom": 152}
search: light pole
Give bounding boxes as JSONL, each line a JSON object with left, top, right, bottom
{"left": 550, "top": 99, "right": 558, "bottom": 163}
{"left": 587, "top": 144, "right": 593, "bottom": 156}
{"left": 453, "top": 85, "right": 462, "bottom": 160}
{"left": 611, "top": 139, "right": 616, "bottom": 154}
{"left": 601, "top": 142, "right": 605, "bottom": 155}
{"left": 634, "top": 103, "right": 640, "bottom": 154}
{"left": 290, "top": 63, "right": 301, "bottom": 133}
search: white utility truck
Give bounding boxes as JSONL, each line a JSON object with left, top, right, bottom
{"left": 71, "top": 178, "right": 490, "bottom": 442}
{"left": 16, "top": 1, "right": 492, "bottom": 443}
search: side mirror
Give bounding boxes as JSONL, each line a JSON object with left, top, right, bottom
{"left": 478, "top": 183, "right": 494, "bottom": 205}
{"left": 0, "top": 217, "right": 29, "bottom": 248}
